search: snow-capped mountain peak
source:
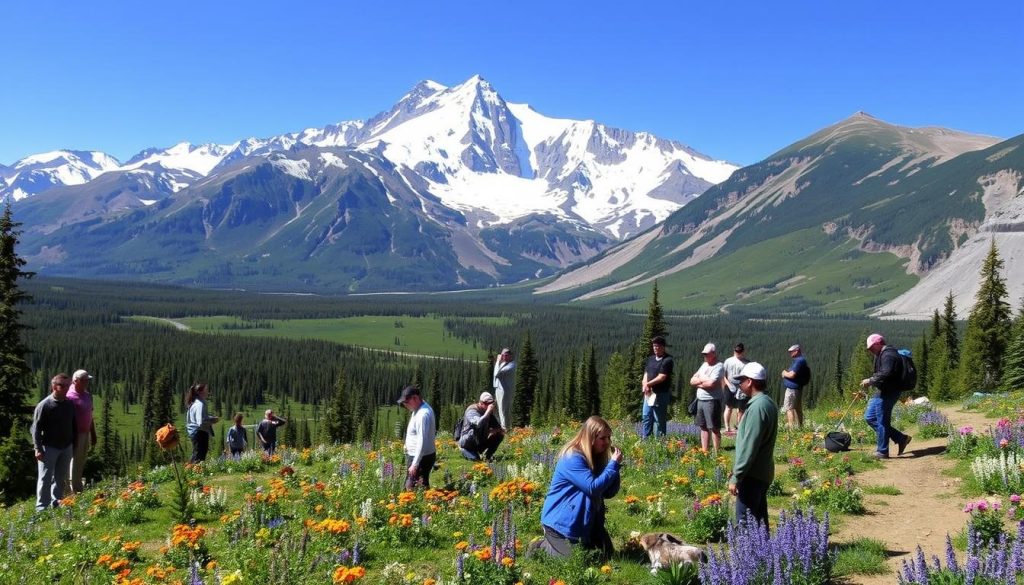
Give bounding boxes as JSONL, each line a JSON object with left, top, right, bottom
{"left": 1, "top": 150, "right": 121, "bottom": 200}
{"left": 6, "top": 75, "right": 738, "bottom": 240}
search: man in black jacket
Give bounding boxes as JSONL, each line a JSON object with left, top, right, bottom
{"left": 860, "top": 333, "right": 912, "bottom": 459}
{"left": 31, "top": 373, "right": 77, "bottom": 511}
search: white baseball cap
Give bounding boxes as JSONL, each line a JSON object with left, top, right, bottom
{"left": 737, "top": 362, "right": 767, "bottom": 381}
{"left": 479, "top": 392, "right": 495, "bottom": 404}
{"left": 787, "top": 344, "right": 801, "bottom": 352}
{"left": 73, "top": 369, "right": 93, "bottom": 380}
{"left": 701, "top": 343, "right": 716, "bottom": 354}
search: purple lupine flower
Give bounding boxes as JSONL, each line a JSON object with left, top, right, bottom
{"left": 481, "top": 492, "right": 490, "bottom": 513}
{"left": 190, "top": 562, "right": 204, "bottom": 585}
{"left": 945, "top": 534, "right": 959, "bottom": 574}
{"left": 490, "top": 517, "right": 499, "bottom": 562}
{"left": 352, "top": 539, "right": 360, "bottom": 565}
{"left": 456, "top": 552, "right": 464, "bottom": 579}
{"left": 914, "top": 545, "right": 928, "bottom": 581}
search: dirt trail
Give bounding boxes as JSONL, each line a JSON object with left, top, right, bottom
{"left": 831, "top": 407, "right": 996, "bottom": 584}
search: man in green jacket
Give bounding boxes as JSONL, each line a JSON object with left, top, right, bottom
{"left": 727, "top": 362, "right": 778, "bottom": 529}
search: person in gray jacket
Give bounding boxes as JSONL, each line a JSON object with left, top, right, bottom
{"left": 31, "top": 373, "right": 78, "bottom": 511}
{"left": 493, "top": 348, "right": 516, "bottom": 429}
{"left": 458, "top": 392, "right": 505, "bottom": 461}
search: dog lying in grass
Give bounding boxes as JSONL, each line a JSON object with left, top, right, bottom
{"left": 637, "top": 532, "right": 706, "bottom": 570}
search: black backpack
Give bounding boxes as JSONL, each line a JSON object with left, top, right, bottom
{"left": 897, "top": 349, "right": 917, "bottom": 392}
{"left": 453, "top": 417, "right": 465, "bottom": 441}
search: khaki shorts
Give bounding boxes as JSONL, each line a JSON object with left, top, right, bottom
{"left": 782, "top": 388, "right": 802, "bottom": 412}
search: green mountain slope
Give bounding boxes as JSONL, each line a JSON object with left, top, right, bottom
{"left": 538, "top": 115, "right": 1021, "bottom": 315}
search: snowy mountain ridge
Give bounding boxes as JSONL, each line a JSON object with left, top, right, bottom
{"left": 3, "top": 76, "right": 738, "bottom": 240}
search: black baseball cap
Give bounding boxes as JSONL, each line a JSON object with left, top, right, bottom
{"left": 396, "top": 385, "right": 421, "bottom": 405}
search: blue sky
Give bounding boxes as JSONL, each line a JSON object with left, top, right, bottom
{"left": 2, "top": 0, "right": 1021, "bottom": 166}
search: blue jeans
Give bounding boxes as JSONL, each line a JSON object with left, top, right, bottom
{"left": 735, "top": 477, "right": 771, "bottom": 531}
{"left": 641, "top": 392, "right": 669, "bottom": 439}
{"left": 864, "top": 394, "right": 907, "bottom": 456}
{"left": 36, "top": 444, "right": 73, "bottom": 511}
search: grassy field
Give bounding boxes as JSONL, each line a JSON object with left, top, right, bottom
{"left": 132, "top": 314, "right": 505, "bottom": 359}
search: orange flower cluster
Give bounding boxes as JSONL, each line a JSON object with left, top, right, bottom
{"left": 301, "top": 480, "right": 327, "bottom": 496}
{"left": 307, "top": 518, "right": 351, "bottom": 535}
{"left": 471, "top": 463, "right": 493, "bottom": 476}
{"left": 423, "top": 488, "right": 458, "bottom": 503}
{"left": 700, "top": 493, "right": 723, "bottom": 507}
{"left": 170, "top": 524, "right": 207, "bottom": 548}
{"left": 489, "top": 479, "right": 539, "bottom": 504}
{"left": 506, "top": 427, "right": 535, "bottom": 444}
{"left": 624, "top": 495, "right": 640, "bottom": 505}
{"left": 279, "top": 466, "right": 295, "bottom": 477}
{"left": 145, "top": 564, "right": 177, "bottom": 581}
{"left": 388, "top": 513, "right": 414, "bottom": 528}
{"left": 397, "top": 491, "right": 417, "bottom": 506}
{"left": 155, "top": 424, "right": 179, "bottom": 451}
{"left": 332, "top": 565, "right": 366, "bottom": 583}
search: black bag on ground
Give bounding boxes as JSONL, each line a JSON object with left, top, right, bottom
{"left": 686, "top": 398, "right": 698, "bottom": 417}
{"left": 824, "top": 431, "right": 852, "bottom": 452}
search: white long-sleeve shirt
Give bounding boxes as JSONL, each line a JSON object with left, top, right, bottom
{"left": 404, "top": 401, "right": 436, "bottom": 466}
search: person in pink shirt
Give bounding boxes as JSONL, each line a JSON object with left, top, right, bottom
{"left": 66, "top": 369, "right": 97, "bottom": 493}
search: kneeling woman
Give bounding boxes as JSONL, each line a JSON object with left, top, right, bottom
{"left": 538, "top": 416, "right": 622, "bottom": 558}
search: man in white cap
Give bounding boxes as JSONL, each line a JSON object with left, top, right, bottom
{"left": 492, "top": 348, "right": 516, "bottom": 430}
{"left": 690, "top": 342, "right": 724, "bottom": 453}
{"left": 66, "top": 369, "right": 96, "bottom": 493}
{"left": 860, "top": 333, "right": 912, "bottom": 459}
{"left": 728, "top": 362, "right": 778, "bottom": 529}
{"left": 457, "top": 392, "right": 505, "bottom": 461}
{"left": 781, "top": 344, "right": 809, "bottom": 430}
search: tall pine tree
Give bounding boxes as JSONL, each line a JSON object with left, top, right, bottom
{"left": 1002, "top": 303, "right": 1024, "bottom": 391}
{"left": 0, "top": 199, "right": 36, "bottom": 502}
{"left": 577, "top": 345, "right": 600, "bottom": 417}
{"left": 956, "top": 240, "right": 1012, "bottom": 394}
{"left": 510, "top": 332, "right": 538, "bottom": 428}
{"left": 323, "top": 370, "right": 353, "bottom": 444}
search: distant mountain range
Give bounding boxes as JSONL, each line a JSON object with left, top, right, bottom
{"left": 7, "top": 78, "right": 1022, "bottom": 317}
{"left": 538, "top": 113, "right": 1024, "bottom": 318}
{"left": 6, "top": 76, "right": 738, "bottom": 291}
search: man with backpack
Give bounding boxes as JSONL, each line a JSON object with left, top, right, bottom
{"left": 861, "top": 333, "right": 913, "bottom": 459}
{"left": 457, "top": 392, "right": 504, "bottom": 461}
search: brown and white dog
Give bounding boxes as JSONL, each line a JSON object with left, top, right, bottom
{"left": 638, "top": 532, "right": 706, "bottom": 569}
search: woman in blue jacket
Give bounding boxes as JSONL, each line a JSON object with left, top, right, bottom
{"left": 537, "top": 416, "right": 622, "bottom": 558}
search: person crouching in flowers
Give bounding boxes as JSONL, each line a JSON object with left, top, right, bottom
{"left": 536, "top": 416, "right": 622, "bottom": 559}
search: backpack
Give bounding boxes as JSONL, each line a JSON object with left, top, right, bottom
{"left": 453, "top": 417, "right": 465, "bottom": 442}
{"left": 897, "top": 349, "right": 917, "bottom": 392}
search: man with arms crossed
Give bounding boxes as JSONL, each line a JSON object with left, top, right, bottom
{"left": 690, "top": 343, "right": 725, "bottom": 453}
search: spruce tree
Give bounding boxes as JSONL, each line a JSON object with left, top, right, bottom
{"left": 914, "top": 333, "right": 930, "bottom": 397}
{"left": 956, "top": 240, "right": 1012, "bottom": 394}
{"left": 511, "top": 332, "right": 538, "bottom": 428}
{"left": 1002, "top": 304, "right": 1024, "bottom": 391}
{"left": 942, "top": 292, "right": 960, "bottom": 368}
{"left": 323, "top": 371, "right": 353, "bottom": 444}
{"left": 98, "top": 385, "right": 119, "bottom": 477}
{"left": 560, "top": 353, "right": 578, "bottom": 421}
{"left": 0, "top": 199, "right": 34, "bottom": 502}
{"left": 578, "top": 345, "right": 600, "bottom": 417}
{"left": 282, "top": 405, "right": 297, "bottom": 447}
{"left": 831, "top": 345, "right": 844, "bottom": 397}
{"left": 601, "top": 352, "right": 632, "bottom": 420}
{"left": 627, "top": 281, "right": 669, "bottom": 421}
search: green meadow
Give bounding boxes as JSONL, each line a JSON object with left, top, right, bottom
{"left": 132, "top": 314, "right": 505, "bottom": 359}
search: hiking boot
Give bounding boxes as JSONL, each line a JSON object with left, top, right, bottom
{"left": 898, "top": 436, "right": 912, "bottom": 456}
{"left": 872, "top": 451, "right": 889, "bottom": 459}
